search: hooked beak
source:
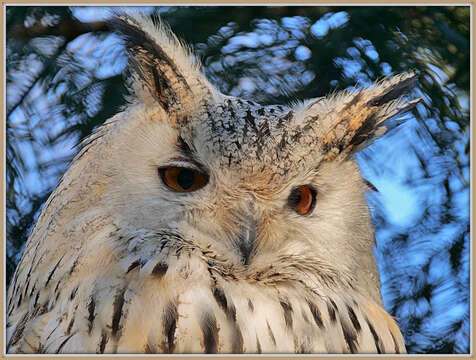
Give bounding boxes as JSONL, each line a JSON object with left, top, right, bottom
{"left": 237, "top": 217, "right": 257, "bottom": 266}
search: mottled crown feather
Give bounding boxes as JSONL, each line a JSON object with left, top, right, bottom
{"left": 110, "top": 12, "right": 420, "bottom": 174}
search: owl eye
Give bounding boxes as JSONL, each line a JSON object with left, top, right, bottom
{"left": 159, "top": 167, "right": 208, "bottom": 192}
{"left": 288, "top": 185, "right": 316, "bottom": 215}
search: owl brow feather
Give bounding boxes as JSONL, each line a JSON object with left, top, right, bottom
{"left": 177, "top": 135, "right": 194, "bottom": 156}
{"left": 167, "top": 155, "right": 205, "bottom": 172}
{"left": 172, "top": 136, "right": 206, "bottom": 171}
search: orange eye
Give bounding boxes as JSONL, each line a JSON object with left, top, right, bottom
{"left": 159, "top": 167, "right": 208, "bottom": 192}
{"left": 288, "top": 185, "right": 316, "bottom": 215}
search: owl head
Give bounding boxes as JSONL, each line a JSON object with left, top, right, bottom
{"left": 65, "top": 13, "right": 419, "bottom": 305}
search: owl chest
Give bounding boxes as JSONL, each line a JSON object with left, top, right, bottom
{"left": 115, "top": 273, "right": 323, "bottom": 353}
{"left": 99, "top": 263, "right": 396, "bottom": 354}
{"left": 33, "top": 253, "right": 403, "bottom": 354}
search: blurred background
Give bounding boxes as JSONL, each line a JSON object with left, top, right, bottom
{"left": 5, "top": 6, "right": 470, "bottom": 354}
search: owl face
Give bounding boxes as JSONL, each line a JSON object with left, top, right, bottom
{"left": 90, "top": 14, "right": 421, "bottom": 304}
{"left": 101, "top": 90, "right": 414, "bottom": 311}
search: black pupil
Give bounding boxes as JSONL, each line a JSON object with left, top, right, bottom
{"left": 177, "top": 169, "right": 195, "bottom": 189}
{"left": 288, "top": 188, "right": 302, "bottom": 207}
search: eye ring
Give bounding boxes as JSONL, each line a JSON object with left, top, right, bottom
{"left": 159, "top": 167, "right": 209, "bottom": 192}
{"left": 288, "top": 185, "right": 317, "bottom": 215}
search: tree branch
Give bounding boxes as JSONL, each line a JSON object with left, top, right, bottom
{"left": 7, "top": 20, "right": 111, "bottom": 119}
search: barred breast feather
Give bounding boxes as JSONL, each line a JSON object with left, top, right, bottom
{"left": 7, "top": 228, "right": 405, "bottom": 354}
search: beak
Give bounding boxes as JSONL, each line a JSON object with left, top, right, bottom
{"left": 237, "top": 216, "right": 257, "bottom": 266}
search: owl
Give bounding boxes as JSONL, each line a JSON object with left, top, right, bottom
{"left": 6, "top": 12, "right": 420, "bottom": 354}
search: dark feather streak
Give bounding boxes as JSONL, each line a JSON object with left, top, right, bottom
{"left": 365, "top": 317, "right": 383, "bottom": 353}
{"left": 341, "top": 321, "right": 358, "bottom": 353}
{"left": 23, "top": 278, "right": 31, "bottom": 299}
{"left": 126, "top": 259, "right": 142, "bottom": 273}
{"left": 33, "top": 292, "right": 40, "bottom": 308}
{"left": 67, "top": 316, "right": 75, "bottom": 335}
{"left": 69, "top": 256, "right": 80, "bottom": 275}
{"left": 163, "top": 301, "right": 178, "bottom": 353}
{"left": 7, "top": 312, "right": 29, "bottom": 349}
{"left": 25, "top": 241, "right": 42, "bottom": 280}
{"left": 327, "top": 300, "right": 337, "bottom": 322}
{"left": 54, "top": 280, "right": 61, "bottom": 294}
{"left": 347, "top": 305, "right": 361, "bottom": 332}
{"left": 307, "top": 300, "right": 324, "bottom": 329}
{"left": 97, "top": 331, "right": 108, "bottom": 354}
{"left": 34, "top": 304, "right": 48, "bottom": 317}
{"left": 111, "top": 288, "right": 126, "bottom": 337}
{"left": 87, "top": 297, "right": 95, "bottom": 334}
{"left": 66, "top": 304, "right": 79, "bottom": 336}
{"left": 201, "top": 312, "right": 218, "bottom": 353}
{"left": 212, "top": 285, "right": 242, "bottom": 353}
{"left": 363, "top": 178, "right": 378, "bottom": 192}
{"left": 267, "top": 320, "right": 276, "bottom": 346}
{"left": 390, "top": 330, "right": 401, "bottom": 354}
{"left": 70, "top": 286, "right": 79, "bottom": 300}
{"left": 45, "top": 255, "right": 64, "bottom": 286}
{"left": 151, "top": 262, "right": 168, "bottom": 278}
{"left": 29, "top": 282, "right": 36, "bottom": 298}
{"left": 280, "top": 298, "right": 293, "bottom": 329}
{"left": 56, "top": 333, "right": 75, "bottom": 353}
{"left": 212, "top": 286, "right": 227, "bottom": 315}
{"left": 247, "top": 299, "right": 254, "bottom": 312}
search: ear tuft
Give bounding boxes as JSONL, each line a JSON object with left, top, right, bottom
{"left": 307, "top": 72, "right": 421, "bottom": 161}
{"left": 110, "top": 12, "right": 213, "bottom": 115}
